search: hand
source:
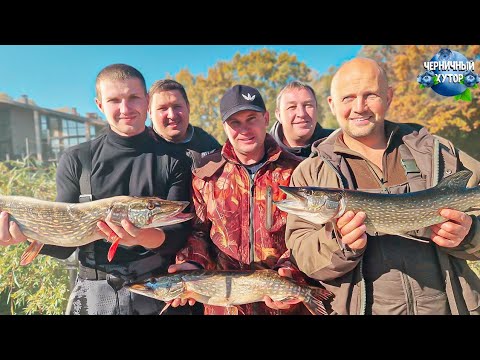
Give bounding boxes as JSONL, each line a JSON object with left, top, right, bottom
{"left": 263, "top": 268, "right": 302, "bottom": 310}
{"left": 430, "top": 208, "right": 473, "bottom": 248}
{"left": 97, "top": 213, "right": 166, "bottom": 249}
{"left": 336, "top": 211, "right": 368, "bottom": 250}
{"left": 0, "top": 211, "right": 27, "bottom": 246}
{"left": 166, "top": 259, "right": 200, "bottom": 307}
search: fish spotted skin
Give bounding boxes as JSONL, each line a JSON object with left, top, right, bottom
{"left": 276, "top": 170, "right": 480, "bottom": 237}
{"left": 0, "top": 195, "right": 193, "bottom": 264}
{"left": 126, "top": 269, "right": 332, "bottom": 315}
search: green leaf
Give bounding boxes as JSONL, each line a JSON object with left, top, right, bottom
{"left": 419, "top": 84, "right": 425, "bottom": 89}
{"left": 460, "top": 78, "right": 465, "bottom": 84}
{"left": 474, "top": 84, "right": 478, "bottom": 89}
{"left": 454, "top": 94, "right": 462, "bottom": 100}
{"left": 433, "top": 77, "right": 440, "bottom": 85}
{"left": 456, "top": 88, "right": 472, "bottom": 102}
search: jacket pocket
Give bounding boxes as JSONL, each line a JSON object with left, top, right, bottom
{"left": 453, "top": 260, "right": 480, "bottom": 313}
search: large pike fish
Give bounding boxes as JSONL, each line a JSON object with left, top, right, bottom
{"left": 126, "top": 269, "right": 332, "bottom": 315}
{"left": 0, "top": 195, "right": 193, "bottom": 265}
{"left": 275, "top": 170, "right": 480, "bottom": 242}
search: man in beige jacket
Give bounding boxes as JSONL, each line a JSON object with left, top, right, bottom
{"left": 285, "top": 57, "right": 480, "bottom": 315}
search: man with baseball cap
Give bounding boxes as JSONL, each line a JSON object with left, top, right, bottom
{"left": 167, "top": 84, "right": 318, "bottom": 315}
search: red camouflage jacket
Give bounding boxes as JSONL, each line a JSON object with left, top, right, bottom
{"left": 177, "top": 134, "right": 311, "bottom": 315}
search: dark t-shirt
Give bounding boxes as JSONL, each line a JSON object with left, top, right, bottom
{"left": 40, "top": 126, "right": 192, "bottom": 272}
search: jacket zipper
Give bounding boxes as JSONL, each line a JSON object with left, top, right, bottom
{"left": 322, "top": 156, "right": 368, "bottom": 314}
{"left": 248, "top": 176, "right": 255, "bottom": 264}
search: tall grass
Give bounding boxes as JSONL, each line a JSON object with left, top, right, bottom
{"left": 0, "top": 159, "right": 69, "bottom": 314}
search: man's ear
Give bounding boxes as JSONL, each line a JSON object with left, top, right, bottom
{"left": 275, "top": 108, "right": 281, "bottom": 122}
{"left": 386, "top": 86, "right": 394, "bottom": 108}
{"left": 327, "top": 96, "right": 335, "bottom": 116}
{"left": 95, "top": 97, "right": 103, "bottom": 113}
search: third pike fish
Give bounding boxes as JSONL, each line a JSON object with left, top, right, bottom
{"left": 275, "top": 169, "right": 480, "bottom": 242}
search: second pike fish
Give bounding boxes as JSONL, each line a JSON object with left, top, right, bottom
{"left": 275, "top": 170, "right": 480, "bottom": 242}
{"left": 126, "top": 269, "right": 332, "bottom": 315}
{"left": 0, "top": 195, "right": 193, "bottom": 265}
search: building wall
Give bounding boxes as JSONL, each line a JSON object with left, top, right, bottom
{"left": 0, "top": 109, "right": 12, "bottom": 160}
{"left": 10, "top": 107, "right": 36, "bottom": 159}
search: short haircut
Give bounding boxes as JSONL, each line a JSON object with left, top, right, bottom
{"left": 148, "top": 79, "right": 189, "bottom": 106}
{"left": 276, "top": 80, "right": 317, "bottom": 109}
{"left": 95, "top": 63, "right": 147, "bottom": 99}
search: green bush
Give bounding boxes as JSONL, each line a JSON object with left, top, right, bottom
{"left": 0, "top": 158, "right": 479, "bottom": 314}
{"left": 0, "top": 159, "right": 70, "bottom": 314}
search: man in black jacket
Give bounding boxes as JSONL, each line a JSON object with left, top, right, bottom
{"left": 270, "top": 80, "right": 334, "bottom": 159}
{"left": 0, "top": 64, "right": 194, "bottom": 315}
{"left": 148, "top": 79, "right": 221, "bottom": 170}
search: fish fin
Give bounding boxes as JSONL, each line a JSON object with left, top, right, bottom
{"left": 435, "top": 169, "right": 472, "bottom": 189}
{"left": 20, "top": 240, "right": 44, "bottom": 266}
{"left": 393, "top": 233, "right": 430, "bottom": 243}
{"left": 107, "top": 238, "right": 121, "bottom": 262}
{"left": 303, "top": 287, "right": 333, "bottom": 315}
{"left": 159, "top": 302, "right": 171, "bottom": 315}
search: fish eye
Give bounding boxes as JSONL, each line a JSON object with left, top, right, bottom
{"left": 148, "top": 277, "right": 157, "bottom": 284}
{"left": 147, "top": 202, "right": 155, "bottom": 210}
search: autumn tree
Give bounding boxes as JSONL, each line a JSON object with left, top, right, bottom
{"left": 174, "top": 49, "right": 314, "bottom": 143}
{"left": 360, "top": 45, "right": 480, "bottom": 159}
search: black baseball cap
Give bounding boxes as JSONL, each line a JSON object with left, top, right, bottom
{"left": 220, "top": 84, "right": 266, "bottom": 122}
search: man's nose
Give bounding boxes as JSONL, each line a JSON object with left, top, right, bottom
{"left": 120, "top": 99, "right": 132, "bottom": 113}
{"left": 296, "top": 105, "right": 307, "bottom": 117}
{"left": 352, "top": 97, "right": 367, "bottom": 113}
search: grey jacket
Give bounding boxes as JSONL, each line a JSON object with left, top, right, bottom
{"left": 286, "top": 121, "right": 480, "bottom": 314}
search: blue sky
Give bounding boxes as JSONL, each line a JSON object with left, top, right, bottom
{"left": 0, "top": 45, "right": 362, "bottom": 118}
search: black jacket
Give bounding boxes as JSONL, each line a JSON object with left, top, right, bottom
{"left": 149, "top": 125, "right": 221, "bottom": 170}
{"left": 269, "top": 121, "right": 334, "bottom": 159}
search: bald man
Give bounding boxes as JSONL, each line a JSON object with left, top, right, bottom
{"left": 285, "top": 57, "right": 480, "bottom": 315}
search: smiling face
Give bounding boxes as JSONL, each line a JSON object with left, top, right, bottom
{"left": 149, "top": 89, "right": 190, "bottom": 142}
{"left": 95, "top": 77, "right": 148, "bottom": 137}
{"left": 223, "top": 110, "right": 269, "bottom": 165}
{"left": 275, "top": 86, "right": 317, "bottom": 147}
{"left": 328, "top": 58, "right": 393, "bottom": 145}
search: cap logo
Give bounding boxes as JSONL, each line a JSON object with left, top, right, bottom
{"left": 242, "top": 93, "right": 256, "bottom": 101}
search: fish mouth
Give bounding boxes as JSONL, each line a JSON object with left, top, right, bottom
{"left": 127, "top": 284, "right": 149, "bottom": 292}
{"left": 275, "top": 186, "right": 310, "bottom": 212}
{"left": 151, "top": 212, "right": 194, "bottom": 227}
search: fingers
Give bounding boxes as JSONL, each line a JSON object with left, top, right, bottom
{"left": 0, "top": 211, "right": 11, "bottom": 242}
{"left": 171, "top": 298, "right": 189, "bottom": 307}
{"left": 9, "top": 221, "right": 28, "bottom": 244}
{"left": 278, "top": 267, "right": 292, "bottom": 278}
{"left": 263, "top": 295, "right": 298, "bottom": 310}
{"left": 0, "top": 212, "right": 27, "bottom": 246}
{"left": 120, "top": 218, "right": 140, "bottom": 238}
{"left": 431, "top": 209, "right": 473, "bottom": 248}
{"left": 337, "top": 211, "right": 366, "bottom": 236}
{"left": 336, "top": 211, "right": 368, "bottom": 250}
{"left": 169, "top": 297, "right": 196, "bottom": 307}
{"left": 97, "top": 221, "right": 136, "bottom": 247}
{"left": 440, "top": 209, "right": 470, "bottom": 225}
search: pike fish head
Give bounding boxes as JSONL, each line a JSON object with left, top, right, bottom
{"left": 127, "top": 197, "right": 190, "bottom": 228}
{"left": 125, "top": 275, "right": 184, "bottom": 302}
{"left": 276, "top": 186, "right": 345, "bottom": 226}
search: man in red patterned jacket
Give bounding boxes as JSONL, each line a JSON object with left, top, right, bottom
{"left": 167, "top": 84, "right": 313, "bottom": 315}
